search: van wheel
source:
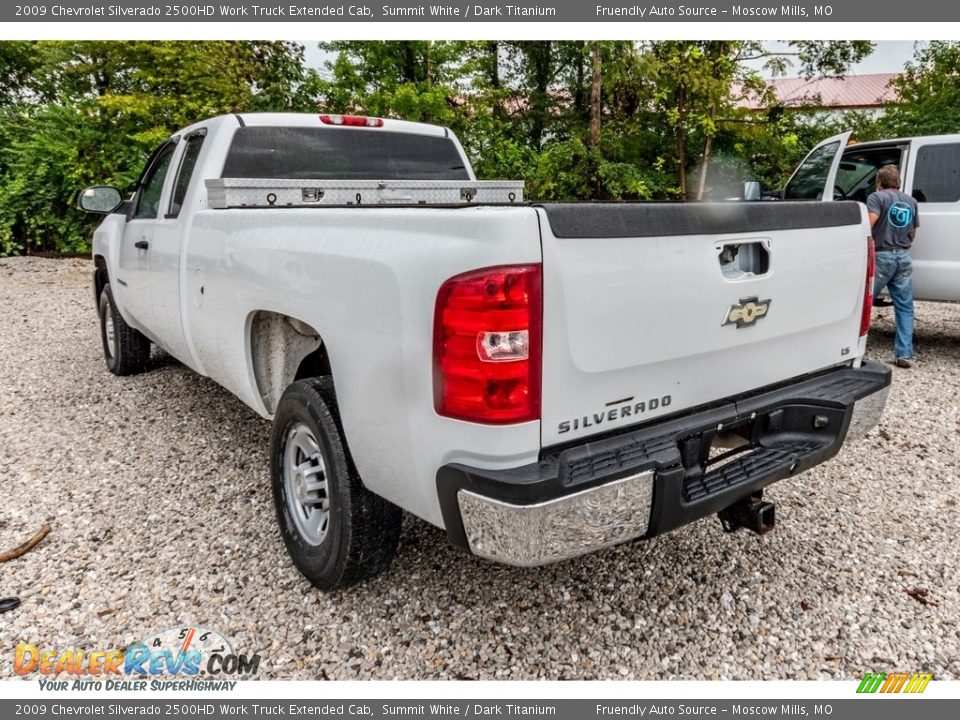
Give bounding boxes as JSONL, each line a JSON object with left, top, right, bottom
{"left": 270, "top": 377, "right": 402, "bottom": 590}
{"left": 98, "top": 283, "right": 150, "bottom": 376}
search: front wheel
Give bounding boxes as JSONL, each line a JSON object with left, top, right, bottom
{"left": 98, "top": 283, "right": 150, "bottom": 376}
{"left": 270, "top": 377, "right": 402, "bottom": 590}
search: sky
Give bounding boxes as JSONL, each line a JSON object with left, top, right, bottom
{"left": 303, "top": 40, "right": 923, "bottom": 78}
{"left": 749, "top": 40, "right": 920, "bottom": 75}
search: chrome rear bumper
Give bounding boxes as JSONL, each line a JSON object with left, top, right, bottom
{"left": 457, "top": 470, "right": 654, "bottom": 567}
{"left": 439, "top": 361, "right": 892, "bottom": 567}
{"left": 846, "top": 385, "right": 890, "bottom": 441}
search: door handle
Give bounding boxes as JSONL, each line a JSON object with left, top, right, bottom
{"left": 134, "top": 240, "right": 149, "bottom": 250}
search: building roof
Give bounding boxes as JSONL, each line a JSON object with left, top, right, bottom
{"left": 739, "top": 73, "right": 900, "bottom": 111}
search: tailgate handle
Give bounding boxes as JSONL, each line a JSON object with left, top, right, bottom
{"left": 718, "top": 241, "right": 769, "bottom": 279}
{"left": 134, "top": 239, "right": 149, "bottom": 251}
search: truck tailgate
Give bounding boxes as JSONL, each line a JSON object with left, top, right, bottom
{"left": 537, "top": 202, "right": 870, "bottom": 448}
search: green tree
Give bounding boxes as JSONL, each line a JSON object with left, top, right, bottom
{"left": 0, "top": 41, "right": 40, "bottom": 105}
{"left": 883, "top": 41, "right": 960, "bottom": 136}
{"left": 637, "top": 41, "right": 873, "bottom": 198}
{"left": 315, "top": 41, "right": 468, "bottom": 124}
{"left": 0, "top": 41, "right": 311, "bottom": 255}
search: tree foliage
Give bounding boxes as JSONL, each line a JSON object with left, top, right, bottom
{"left": 0, "top": 39, "right": 885, "bottom": 256}
{"left": 881, "top": 41, "right": 960, "bottom": 136}
{"left": 0, "top": 41, "right": 315, "bottom": 255}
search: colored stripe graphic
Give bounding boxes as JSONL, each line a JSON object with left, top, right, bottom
{"left": 857, "top": 672, "right": 932, "bottom": 694}
{"left": 905, "top": 673, "right": 934, "bottom": 693}
{"left": 880, "top": 672, "right": 908, "bottom": 693}
{"left": 857, "top": 672, "right": 886, "bottom": 693}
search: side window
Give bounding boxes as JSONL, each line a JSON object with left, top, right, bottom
{"left": 168, "top": 132, "right": 206, "bottom": 218}
{"left": 783, "top": 141, "right": 841, "bottom": 200}
{"left": 133, "top": 143, "right": 176, "bottom": 220}
{"left": 912, "top": 143, "right": 960, "bottom": 203}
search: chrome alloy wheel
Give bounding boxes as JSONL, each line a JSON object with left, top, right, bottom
{"left": 103, "top": 295, "right": 116, "bottom": 359}
{"left": 283, "top": 423, "right": 330, "bottom": 546}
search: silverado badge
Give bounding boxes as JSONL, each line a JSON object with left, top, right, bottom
{"left": 723, "top": 297, "right": 771, "bottom": 328}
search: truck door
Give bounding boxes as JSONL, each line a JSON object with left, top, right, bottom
{"left": 782, "top": 131, "right": 852, "bottom": 201}
{"left": 903, "top": 136, "right": 960, "bottom": 302}
{"left": 118, "top": 141, "right": 177, "bottom": 334}
{"left": 148, "top": 129, "right": 207, "bottom": 366}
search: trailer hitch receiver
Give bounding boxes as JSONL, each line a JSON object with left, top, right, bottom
{"left": 718, "top": 491, "right": 775, "bottom": 534}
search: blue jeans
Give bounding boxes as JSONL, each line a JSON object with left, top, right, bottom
{"left": 873, "top": 250, "right": 914, "bottom": 360}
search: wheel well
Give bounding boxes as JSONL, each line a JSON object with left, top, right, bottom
{"left": 93, "top": 256, "right": 108, "bottom": 304}
{"left": 249, "top": 311, "right": 328, "bottom": 414}
{"left": 295, "top": 344, "right": 332, "bottom": 381}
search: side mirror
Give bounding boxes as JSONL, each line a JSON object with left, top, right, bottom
{"left": 78, "top": 186, "right": 123, "bottom": 214}
{"left": 742, "top": 181, "right": 762, "bottom": 201}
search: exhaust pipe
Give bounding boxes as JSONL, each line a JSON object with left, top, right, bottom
{"left": 718, "top": 491, "right": 775, "bottom": 535}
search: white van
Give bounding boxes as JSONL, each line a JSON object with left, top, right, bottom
{"left": 778, "top": 131, "right": 960, "bottom": 302}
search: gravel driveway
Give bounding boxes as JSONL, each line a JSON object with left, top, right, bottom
{"left": 1, "top": 256, "right": 958, "bottom": 681}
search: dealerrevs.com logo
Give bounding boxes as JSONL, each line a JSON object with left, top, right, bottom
{"left": 14, "top": 625, "right": 260, "bottom": 691}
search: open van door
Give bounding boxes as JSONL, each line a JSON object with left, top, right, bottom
{"left": 783, "top": 131, "right": 852, "bottom": 201}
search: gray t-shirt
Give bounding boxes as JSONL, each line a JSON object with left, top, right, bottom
{"left": 867, "top": 188, "right": 919, "bottom": 252}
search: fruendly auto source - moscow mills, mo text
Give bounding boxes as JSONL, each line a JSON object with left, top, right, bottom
{"left": 17, "top": 4, "right": 834, "bottom": 20}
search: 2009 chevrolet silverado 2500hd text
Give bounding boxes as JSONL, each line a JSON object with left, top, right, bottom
{"left": 79, "top": 113, "right": 891, "bottom": 590}
{"left": 771, "top": 130, "right": 960, "bottom": 303}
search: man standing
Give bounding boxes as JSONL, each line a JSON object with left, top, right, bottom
{"left": 867, "top": 164, "right": 919, "bottom": 368}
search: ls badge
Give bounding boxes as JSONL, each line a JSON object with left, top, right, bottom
{"left": 723, "top": 297, "right": 771, "bottom": 328}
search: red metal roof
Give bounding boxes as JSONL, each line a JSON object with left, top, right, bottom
{"left": 739, "top": 73, "right": 900, "bottom": 110}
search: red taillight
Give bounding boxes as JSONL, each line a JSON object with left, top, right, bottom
{"left": 319, "top": 114, "right": 384, "bottom": 127}
{"left": 860, "top": 236, "right": 876, "bottom": 337}
{"left": 433, "top": 265, "right": 542, "bottom": 424}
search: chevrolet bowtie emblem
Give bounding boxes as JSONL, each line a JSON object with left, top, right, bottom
{"left": 723, "top": 297, "right": 771, "bottom": 328}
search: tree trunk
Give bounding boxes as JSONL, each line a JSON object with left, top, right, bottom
{"left": 696, "top": 42, "right": 727, "bottom": 201}
{"left": 487, "top": 41, "right": 505, "bottom": 122}
{"left": 574, "top": 41, "right": 586, "bottom": 119}
{"left": 528, "top": 41, "right": 552, "bottom": 148}
{"left": 676, "top": 85, "right": 687, "bottom": 199}
{"left": 488, "top": 41, "right": 500, "bottom": 88}
{"left": 696, "top": 103, "right": 717, "bottom": 200}
{"left": 426, "top": 41, "right": 433, "bottom": 87}
{"left": 589, "top": 43, "right": 602, "bottom": 148}
{"left": 401, "top": 42, "right": 416, "bottom": 83}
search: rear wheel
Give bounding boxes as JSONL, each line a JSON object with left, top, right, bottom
{"left": 270, "top": 377, "right": 402, "bottom": 590}
{"left": 98, "top": 283, "right": 150, "bottom": 375}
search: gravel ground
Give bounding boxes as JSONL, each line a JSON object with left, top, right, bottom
{"left": 1, "top": 256, "right": 958, "bottom": 681}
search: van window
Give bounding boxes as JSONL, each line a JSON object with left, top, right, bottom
{"left": 912, "top": 143, "right": 960, "bottom": 202}
{"left": 783, "top": 141, "right": 840, "bottom": 200}
{"left": 835, "top": 147, "right": 904, "bottom": 203}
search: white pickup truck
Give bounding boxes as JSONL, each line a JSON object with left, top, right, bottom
{"left": 775, "top": 130, "right": 960, "bottom": 302}
{"left": 80, "top": 113, "right": 891, "bottom": 590}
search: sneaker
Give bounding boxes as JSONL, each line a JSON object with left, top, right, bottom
{"left": 874, "top": 297, "right": 894, "bottom": 308}
{"left": 895, "top": 358, "right": 912, "bottom": 368}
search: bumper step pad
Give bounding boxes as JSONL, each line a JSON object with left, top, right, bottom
{"left": 683, "top": 441, "right": 823, "bottom": 502}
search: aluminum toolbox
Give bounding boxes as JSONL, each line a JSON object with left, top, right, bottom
{"left": 205, "top": 178, "right": 525, "bottom": 208}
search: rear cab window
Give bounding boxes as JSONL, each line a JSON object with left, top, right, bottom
{"left": 221, "top": 126, "right": 470, "bottom": 180}
{"left": 168, "top": 131, "right": 206, "bottom": 218}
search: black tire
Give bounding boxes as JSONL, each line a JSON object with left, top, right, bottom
{"left": 98, "top": 283, "right": 151, "bottom": 376}
{"left": 270, "top": 377, "right": 402, "bottom": 590}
